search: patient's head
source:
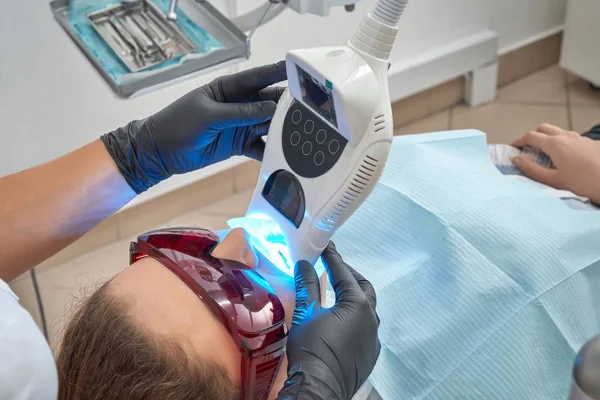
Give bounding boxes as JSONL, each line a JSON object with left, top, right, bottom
{"left": 56, "top": 228, "right": 297, "bottom": 400}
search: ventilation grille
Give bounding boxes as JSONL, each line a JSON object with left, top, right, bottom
{"left": 254, "top": 357, "right": 281, "bottom": 397}
{"left": 317, "top": 155, "right": 380, "bottom": 231}
{"left": 374, "top": 114, "right": 386, "bottom": 133}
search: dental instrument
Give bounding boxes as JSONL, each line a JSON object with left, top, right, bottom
{"left": 86, "top": 1, "right": 195, "bottom": 73}
{"left": 108, "top": 15, "right": 146, "bottom": 69}
{"left": 167, "top": 0, "right": 178, "bottom": 21}
{"left": 142, "top": 12, "right": 169, "bottom": 43}
{"left": 230, "top": 0, "right": 410, "bottom": 275}
{"left": 131, "top": 14, "right": 170, "bottom": 59}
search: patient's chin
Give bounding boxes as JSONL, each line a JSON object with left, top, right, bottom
{"left": 212, "top": 228, "right": 259, "bottom": 268}
{"left": 254, "top": 253, "right": 296, "bottom": 327}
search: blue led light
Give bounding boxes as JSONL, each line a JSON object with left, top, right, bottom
{"left": 228, "top": 214, "right": 325, "bottom": 277}
{"left": 228, "top": 214, "right": 294, "bottom": 276}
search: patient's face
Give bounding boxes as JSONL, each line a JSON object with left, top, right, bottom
{"left": 110, "top": 228, "right": 297, "bottom": 399}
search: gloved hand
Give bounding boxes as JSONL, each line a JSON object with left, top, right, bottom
{"left": 101, "top": 62, "right": 287, "bottom": 193}
{"left": 277, "top": 242, "right": 381, "bottom": 400}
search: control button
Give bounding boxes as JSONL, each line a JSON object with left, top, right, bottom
{"left": 302, "top": 142, "right": 313, "bottom": 156}
{"left": 316, "top": 129, "right": 327, "bottom": 144}
{"left": 314, "top": 151, "right": 325, "bottom": 166}
{"left": 328, "top": 139, "right": 340, "bottom": 154}
{"left": 304, "top": 120, "right": 315, "bottom": 134}
{"left": 292, "top": 110, "right": 302, "bottom": 124}
{"left": 290, "top": 131, "right": 301, "bottom": 146}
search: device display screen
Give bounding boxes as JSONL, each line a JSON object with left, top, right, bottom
{"left": 297, "top": 66, "right": 337, "bottom": 127}
{"left": 262, "top": 170, "right": 305, "bottom": 228}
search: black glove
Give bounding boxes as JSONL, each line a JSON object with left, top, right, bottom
{"left": 277, "top": 242, "right": 381, "bottom": 400}
{"left": 101, "top": 62, "right": 287, "bottom": 193}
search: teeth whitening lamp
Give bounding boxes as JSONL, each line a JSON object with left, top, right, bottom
{"left": 230, "top": 0, "right": 409, "bottom": 276}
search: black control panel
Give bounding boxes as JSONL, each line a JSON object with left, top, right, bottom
{"left": 281, "top": 101, "right": 348, "bottom": 179}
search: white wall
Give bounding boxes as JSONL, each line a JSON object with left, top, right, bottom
{"left": 560, "top": 0, "right": 600, "bottom": 86}
{"left": 492, "top": 0, "right": 566, "bottom": 53}
{"left": 0, "top": 0, "right": 566, "bottom": 206}
{"left": 237, "top": 0, "right": 490, "bottom": 70}
{"left": 237, "top": 0, "right": 566, "bottom": 67}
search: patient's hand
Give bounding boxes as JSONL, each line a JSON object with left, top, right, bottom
{"left": 511, "top": 124, "right": 600, "bottom": 204}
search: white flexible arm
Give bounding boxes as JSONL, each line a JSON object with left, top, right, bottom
{"left": 349, "top": 0, "right": 408, "bottom": 61}
{"left": 372, "top": 0, "right": 408, "bottom": 25}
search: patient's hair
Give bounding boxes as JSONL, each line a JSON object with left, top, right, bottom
{"left": 55, "top": 280, "right": 238, "bottom": 400}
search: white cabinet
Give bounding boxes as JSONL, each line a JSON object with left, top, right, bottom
{"left": 560, "top": 0, "right": 600, "bottom": 87}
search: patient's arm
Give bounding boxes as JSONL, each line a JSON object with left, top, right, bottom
{"left": 0, "top": 140, "right": 135, "bottom": 281}
{"left": 511, "top": 123, "right": 600, "bottom": 204}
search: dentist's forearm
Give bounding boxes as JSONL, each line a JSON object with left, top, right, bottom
{"left": 0, "top": 139, "right": 136, "bottom": 282}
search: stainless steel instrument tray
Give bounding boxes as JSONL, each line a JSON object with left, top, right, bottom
{"left": 87, "top": 0, "right": 196, "bottom": 73}
{"left": 50, "top": 0, "right": 249, "bottom": 98}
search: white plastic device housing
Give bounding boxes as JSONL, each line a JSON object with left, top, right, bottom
{"left": 245, "top": 26, "right": 395, "bottom": 268}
